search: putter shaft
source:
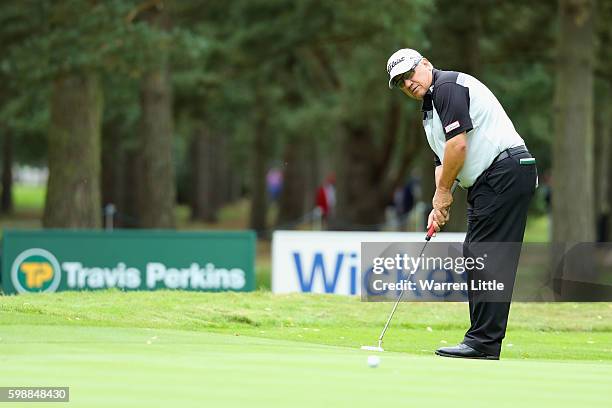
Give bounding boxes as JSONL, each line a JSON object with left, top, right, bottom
{"left": 375, "top": 236, "right": 431, "bottom": 345}
{"left": 374, "top": 182, "right": 458, "bottom": 347}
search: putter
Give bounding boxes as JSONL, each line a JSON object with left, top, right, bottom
{"left": 361, "top": 182, "right": 457, "bottom": 352}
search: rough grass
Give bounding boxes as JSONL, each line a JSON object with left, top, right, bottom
{"left": 1, "top": 290, "right": 610, "bottom": 361}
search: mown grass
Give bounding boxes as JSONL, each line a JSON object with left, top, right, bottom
{"left": 2, "top": 324, "right": 609, "bottom": 408}
{"left": 1, "top": 290, "right": 610, "bottom": 361}
{"left": 524, "top": 213, "right": 550, "bottom": 242}
{"left": 12, "top": 184, "right": 46, "bottom": 210}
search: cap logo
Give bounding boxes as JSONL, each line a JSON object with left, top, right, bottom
{"left": 387, "top": 57, "right": 405, "bottom": 74}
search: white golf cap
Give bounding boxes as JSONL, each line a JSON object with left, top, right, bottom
{"left": 386, "top": 48, "right": 423, "bottom": 89}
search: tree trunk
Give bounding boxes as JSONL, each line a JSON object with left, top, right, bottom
{"left": 276, "top": 135, "right": 308, "bottom": 227}
{"left": 335, "top": 124, "right": 385, "bottom": 230}
{"left": 334, "top": 101, "right": 421, "bottom": 230}
{"left": 305, "top": 139, "right": 320, "bottom": 213}
{"left": 190, "top": 124, "right": 221, "bottom": 222}
{"left": 136, "top": 7, "right": 176, "bottom": 228}
{"left": 225, "top": 160, "right": 242, "bottom": 203}
{"left": 594, "top": 81, "right": 611, "bottom": 241}
{"left": 276, "top": 55, "right": 309, "bottom": 228}
{"left": 122, "top": 148, "right": 140, "bottom": 228}
{"left": 190, "top": 124, "right": 208, "bottom": 221}
{"left": 217, "top": 134, "right": 232, "bottom": 207}
{"left": 1, "top": 130, "right": 13, "bottom": 214}
{"left": 249, "top": 107, "right": 269, "bottom": 236}
{"left": 101, "top": 121, "right": 126, "bottom": 227}
{"left": 43, "top": 74, "right": 102, "bottom": 228}
{"left": 608, "top": 114, "right": 612, "bottom": 238}
{"left": 552, "top": 0, "right": 595, "bottom": 242}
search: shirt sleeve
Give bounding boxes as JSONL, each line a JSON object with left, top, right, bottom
{"left": 434, "top": 154, "right": 441, "bottom": 167}
{"left": 432, "top": 83, "right": 473, "bottom": 140}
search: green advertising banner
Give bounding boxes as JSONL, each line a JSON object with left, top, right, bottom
{"left": 1, "top": 230, "right": 256, "bottom": 294}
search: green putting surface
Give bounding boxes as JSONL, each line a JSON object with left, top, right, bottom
{"left": 0, "top": 292, "right": 611, "bottom": 406}
{"left": 0, "top": 324, "right": 611, "bottom": 408}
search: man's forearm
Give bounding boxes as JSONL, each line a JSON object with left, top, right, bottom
{"left": 439, "top": 132, "right": 467, "bottom": 190}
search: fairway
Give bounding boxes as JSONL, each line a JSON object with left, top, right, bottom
{"left": 0, "top": 324, "right": 610, "bottom": 407}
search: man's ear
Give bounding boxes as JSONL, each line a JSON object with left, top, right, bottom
{"left": 422, "top": 58, "right": 433, "bottom": 69}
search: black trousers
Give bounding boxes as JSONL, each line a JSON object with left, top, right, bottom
{"left": 462, "top": 148, "right": 537, "bottom": 356}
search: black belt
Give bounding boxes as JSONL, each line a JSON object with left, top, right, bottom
{"left": 470, "top": 145, "right": 529, "bottom": 190}
{"left": 492, "top": 145, "right": 528, "bottom": 164}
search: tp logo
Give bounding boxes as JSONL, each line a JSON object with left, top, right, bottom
{"left": 11, "top": 248, "right": 62, "bottom": 294}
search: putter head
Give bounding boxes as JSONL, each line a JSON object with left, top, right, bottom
{"left": 360, "top": 345, "right": 384, "bottom": 352}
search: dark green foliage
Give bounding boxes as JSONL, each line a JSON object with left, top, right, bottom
{"left": 0, "top": 0, "right": 608, "bottom": 228}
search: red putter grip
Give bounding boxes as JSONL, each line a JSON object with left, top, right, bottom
{"left": 426, "top": 224, "right": 436, "bottom": 241}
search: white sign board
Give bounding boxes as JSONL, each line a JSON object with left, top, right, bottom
{"left": 272, "top": 231, "right": 466, "bottom": 295}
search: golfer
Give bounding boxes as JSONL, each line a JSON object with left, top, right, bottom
{"left": 386, "top": 48, "right": 537, "bottom": 360}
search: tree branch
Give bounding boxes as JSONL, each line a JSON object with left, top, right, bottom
{"left": 125, "top": 0, "right": 163, "bottom": 23}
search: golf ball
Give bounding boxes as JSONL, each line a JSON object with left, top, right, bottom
{"left": 367, "top": 355, "right": 380, "bottom": 368}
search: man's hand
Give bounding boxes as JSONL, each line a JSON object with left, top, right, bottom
{"left": 428, "top": 187, "right": 453, "bottom": 233}
{"left": 427, "top": 207, "right": 449, "bottom": 234}
{"left": 433, "top": 187, "right": 453, "bottom": 213}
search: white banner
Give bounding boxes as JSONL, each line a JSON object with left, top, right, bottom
{"left": 272, "top": 231, "right": 466, "bottom": 295}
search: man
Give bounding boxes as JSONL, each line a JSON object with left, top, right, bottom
{"left": 386, "top": 48, "right": 537, "bottom": 360}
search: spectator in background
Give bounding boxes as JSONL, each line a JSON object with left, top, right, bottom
{"left": 394, "top": 178, "right": 416, "bottom": 229}
{"left": 266, "top": 168, "right": 283, "bottom": 201}
{"left": 315, "top": 173, "right": 336, "bottom": 225}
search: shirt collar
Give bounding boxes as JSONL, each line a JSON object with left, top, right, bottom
{"left": 421, "top": 68, "right": 439, "bottom": 112}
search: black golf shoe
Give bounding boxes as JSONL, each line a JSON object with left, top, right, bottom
{"left": 435, "top": 343, "right": 499, "bottom": 360}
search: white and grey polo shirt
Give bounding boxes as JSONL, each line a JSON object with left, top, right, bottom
{"left": 422, "top": 69, "right": 525, "bottom": 188}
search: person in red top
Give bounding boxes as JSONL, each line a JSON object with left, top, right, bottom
{"left": 315, "top": 173, "right": 336, "bottom": 222}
